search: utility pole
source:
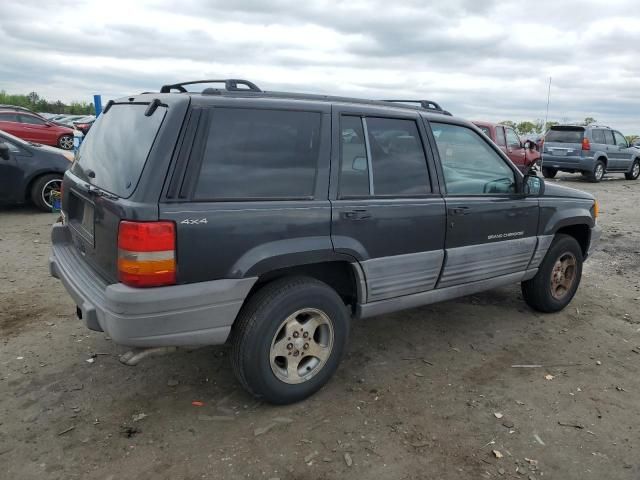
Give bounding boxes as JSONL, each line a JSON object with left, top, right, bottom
{"left": 544, "top": 77, "right": 552, "bottom": 130}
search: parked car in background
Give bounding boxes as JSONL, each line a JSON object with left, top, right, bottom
{"left": 0, "top": 129, "right": 73, "bottom": 211}
{"left": 0, "top": 104, "right": 48, "bottom": 120}
{"left": 542, "top": 125, "right": 640, "bottom": 182}
{"left": 72, "top": 116, "right": 96, "bottom": 135}
{"left": 50, "top": 79, "right": 600, "bottom": 404}
{"left": 53, "top": 115, "right": 88, "bottom": 127}
{"left": 473, "top": 121, "right": 541, "bottom": 173}
{"left": 0, "top": 109, "right": 75, "bottom": 150}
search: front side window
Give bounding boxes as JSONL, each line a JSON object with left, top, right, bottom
{"left": 339, "top": 116, "right": 430, "bottom": 197}
{"left": 195, "top": 108, "right": 321, "bottom": 200}
{"left": 19, "top": 114, "right": 46, "bottom": 125}
{"left": 505, "top": 128, "right": 521, "bottom": 148}
{"left": 0, "top": 113, "right": 19, "bottom": 123}
{"left": 613, "top": 131, "right": 628, "bottom": 147}
{"left": 431, "top": 122, "right": 516, "bottom": 195}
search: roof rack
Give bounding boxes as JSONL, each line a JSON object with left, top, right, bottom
{"left": 382, "top": 99, "right": 452, "bottom": 116}
{"left": 160, "top": 79, "right": 262, "bottom": 93}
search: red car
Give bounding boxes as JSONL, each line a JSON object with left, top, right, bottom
{"left": 0, "top": 110, "right": 74, "bottom": 150}
{"left": 472, "top": 121, "right": 541, "bottom": 173}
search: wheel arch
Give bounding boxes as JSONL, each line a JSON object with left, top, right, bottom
{"left": 554, "top": 223, "right": 591, "bottom": 258}
{"left": 24, "top": 170, "right": 64, "bottom": 201}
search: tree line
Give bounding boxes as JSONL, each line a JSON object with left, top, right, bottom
{"left": 0, "top": 91, "right": 95, "bottom": 115}
{"left": 502, "top": 117, "right": 638, "bottom": 143}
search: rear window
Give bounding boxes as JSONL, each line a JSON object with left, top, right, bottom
{"left": 194, "top": 108, "right": 321, "bottom": 200}
{"left": 74, "top": 104, "right": 166, "bottom": 198}
{"left": 545, "top": 128, "right": 584, "bottom": 143}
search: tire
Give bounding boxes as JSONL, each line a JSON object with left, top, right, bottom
{"left": 522, "top": 234, "right": 583, "bottom": 313}
{"left": 58, "top": 134, "right": 74, "bottom": 150}
{"left": 625, "top": 160, "right": 640, "bottom": 180}
{"left": 588, "top": 160, "right": 605, "bottom": 182}
{"left": 231, "top": 276, "right": 350, "bottom": 404}
{"left": 541, "top": 167, "right": 557, "bottom": 179}
{"left": 30, "top": 174, "right": 63, "bottom": 212}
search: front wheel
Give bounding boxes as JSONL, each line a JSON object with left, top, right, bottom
{"left": 30, "top": 174, "right": 63, "bottom": 212}
{"left": 542, "top": 167, "right": 557, "bottom": 179}
{"left": 231, "top": 277, "right": 350, "bottom": 404}
{"left": 58, "top": 134, "right": 74, "bottom": 150}
{"left": 522, "top": 234, "right": 583, "bottom": 313}
{"left": 625, "top": 160, "right": 640, "bottom": 180}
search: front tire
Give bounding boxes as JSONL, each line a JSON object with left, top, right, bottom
{"left": 522, "top": 234, "right": 583, "bottom": 313}
{"left": 231, "top": 277, "right": 350, "bottom": 404}
{"left": 542, "top": 167, "right": 557, "bottom": 179}
{"left": 625, "top": 160, "right": 640, "bottom": 180}
{"left": 30, "top": 174, "right": 63, "bottom": 212}
{"left": 58, "top": 134, "right": 74, "bottom": 150}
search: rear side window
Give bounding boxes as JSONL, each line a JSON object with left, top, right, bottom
{"left": 591, "top": 129, "right": 605, "bottom": 144}
{"left": 74, "top": 104, "right": 167, "bottom": 198}
{"left": 339, "top": 116, "right": 431, "bottom": 197}
{"left": 604, "top": 130, "right": 615, "bottom": 145}
{"left": 195, "top": 108, "right": 321, "bottom": 200}
{"left": 478, "top": 126, "right": 491, "bottom": 137}
{"left": 0, "top": 113, "right": 19, "bottom": 122}
{"left": 545, "top": 128, "right": 584, "bottom": 143}
{"left": 495, "top": 126, "right": 506, "bottom": 146}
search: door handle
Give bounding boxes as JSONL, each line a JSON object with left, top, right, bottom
{"left": 449, "top": 206, "right": 470, "bottom": 216}
{"left": 342, "top": 209, "right": 371, "bottom": 220}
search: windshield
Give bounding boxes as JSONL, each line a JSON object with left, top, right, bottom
{"left": 73, "top": 104, "right": 166, "bottom": 198}
{"left": 546, "top": 128, "right": 584, "bottom": 143}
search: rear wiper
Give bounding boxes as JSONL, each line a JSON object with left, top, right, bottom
{"left": 86, "top": 184, "right": 119, "bottom": 200}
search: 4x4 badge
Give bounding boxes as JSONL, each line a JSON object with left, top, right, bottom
{"left": 180, "top": 218, "right": 208, "bottom": 225}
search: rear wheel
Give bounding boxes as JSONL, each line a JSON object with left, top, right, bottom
{"left": 542, "top": 167, "right": 557, "bottom": 179}
{"left": 58, "top": 134, "right": 73, "bottom": 150}
{"left": 625, "top": 160, "right": 640, "bottom": 180}
{"left": 231, "top": 276, "right": 350, "bottom": 404}
{"left": 522, "top": 234, "right": 583, "bottom": 313}
{"left": 30, "top": 174, "right": 63, "bottom": 212}
{"left": 588, "top": 160, "right": 605, "bottom": 182}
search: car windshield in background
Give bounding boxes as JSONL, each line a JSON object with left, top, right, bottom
{"left": 73, "top": 104, "right": 166, "bottom": 198}
{"left": 546, "top": 128, "right": 584, "bottom": 143}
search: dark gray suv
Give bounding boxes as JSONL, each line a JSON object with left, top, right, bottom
{"left": 542, "top": 124, "right": 640, "bottom": 182}
{"left": 50, "top": 80, "right": 601, "bottom": 404}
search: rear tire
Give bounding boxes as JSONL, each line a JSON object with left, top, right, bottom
{"left": 522, "top": 234, "right": 583, "bottom": 313}
{"left": 542, "top": 167, "right": 557, "bottom": 179}
{"left": 58, "top": 134, "right": 73, "bottom": 150}
{"left": 30, "top": 174, "right": 63, "bottom": 212}
{"left": 588, "top": 160, "right": 605, "bottom": 182}
{"left": 625, "top": 160, "right": 640, "bottom": 180}
{"left": 231, "top": 276, "right": 350, "bottom": 404}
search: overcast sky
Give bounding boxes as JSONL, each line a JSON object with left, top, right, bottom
{"left": 2, "top": 0, "right": 639, "bottom": 132}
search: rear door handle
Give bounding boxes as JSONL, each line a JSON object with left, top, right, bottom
{"left": 449, "top": 206, "right": 470, "bottom": 216}
{"left": 342, "top": 209, "right": 371, "bottom": 220}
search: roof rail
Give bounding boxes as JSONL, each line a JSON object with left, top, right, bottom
{"left": 381, "top": 99, "right": 452, "bottom": 115}
{"left": 160, "top": 79, "right": 262, "bottom": 93}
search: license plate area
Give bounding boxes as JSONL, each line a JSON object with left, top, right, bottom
{"left": 552, "top": 149, "right": 567, "bottom": 156}
{"left": 68, "top": 191, "right": 95, "bottom": 244}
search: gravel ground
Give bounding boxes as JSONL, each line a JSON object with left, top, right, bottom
{"left": 1, "top": 173, "right": 639, "bottom": 480}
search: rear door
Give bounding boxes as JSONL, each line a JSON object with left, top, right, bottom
{"left": 330, "top": 106, "right": 446, "bottom": 302}
{"left": 0, "top": 112, "right": 22, "bottom": 138}
{"left": 429, "top": 121, "right": 538, "bottom": 288}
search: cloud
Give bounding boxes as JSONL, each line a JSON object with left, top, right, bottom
{"left": 0, "top": 0, "right": 639, "bottom": 132}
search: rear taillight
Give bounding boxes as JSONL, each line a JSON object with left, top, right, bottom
{"left": 582, "top": 137, "right": 590, "bottom": 151}
{"left": 117, "top": 221, "right": 176, "bottom": 287}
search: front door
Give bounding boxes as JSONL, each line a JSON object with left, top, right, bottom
{"left": 330, "top": 107, "right": 446, "bottom": 302}
{"left": 610, "top": 130, "right": 633, "bottom": 171}
{"left": 505, "top": 127, "right": 526, "bottom": 169}
{"left": 18, "top": 114, "right": 50, "bottom": 144}
{"left": 0, "top": 138, "right": 25, "bottom": 203}
{"left": 428, "top": 122, "right": 539, "bottom": 289}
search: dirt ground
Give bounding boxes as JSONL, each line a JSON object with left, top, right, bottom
{"left": 1, "top": 173, "right": 639, "bottom": 480}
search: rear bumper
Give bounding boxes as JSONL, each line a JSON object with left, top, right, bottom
{"left": 49, "top": 223, "right": 256, "bottom": 347}
{"left": 542, "top": 154, "right": 593, "bottom": 171}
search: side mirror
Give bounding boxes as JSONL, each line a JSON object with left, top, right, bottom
{"left": 352, "top": 156, "right": 368, "bottom": 171}
{"left": 523, "top": 173, "right": 544, "bottom": 196}
{"left": 0, "top": 142, "right": 10, "bottom": 160}
{"left": 45, "top": 123, "right": 53, "bottom": 128}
